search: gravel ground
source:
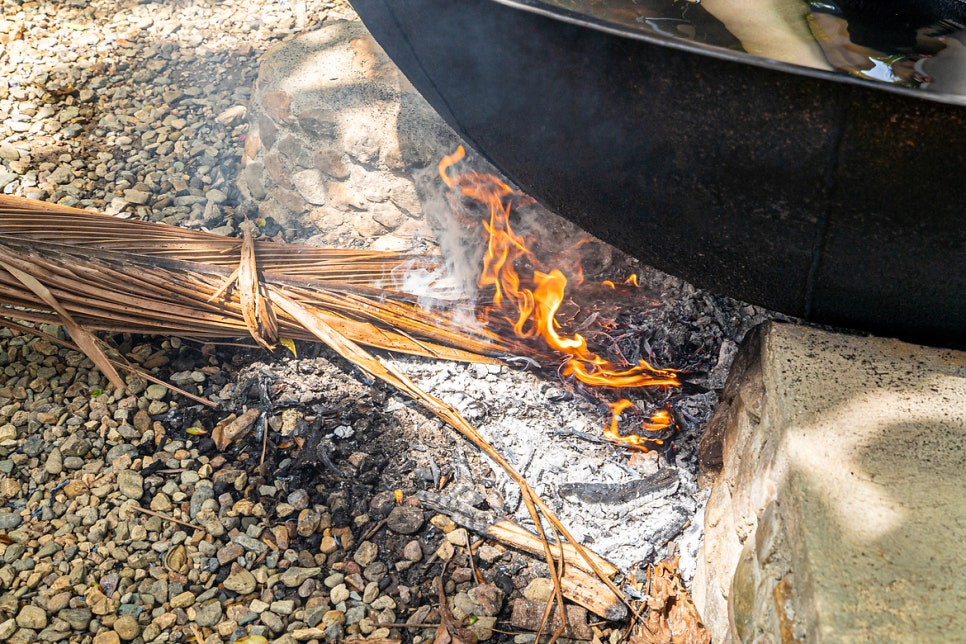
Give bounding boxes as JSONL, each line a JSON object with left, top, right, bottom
{"left": 0, "top": 2, "right": 778, "bottom": 643}
{"left": 0, "top": 0, "right": 351, "bottom": 223}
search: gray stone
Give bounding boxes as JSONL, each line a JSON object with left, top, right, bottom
{"left": 287, "top": 489, "right": 309, "bottom": 510}
{"left": 188, "top": 482, "right": 214, "bottom": 519}
{"left": 57, "top": 608, "right": 92, "bottom": 630}
{"left": 58, "top": 106, "right": 80, "bottom": 123}
{"left": 223, "top": 565, "right": 257, "bottom": 594}
{"left": 0, "top": 143, "right": 19, "bottom": 161}
{"left": 261, "top": 611, "right": 284, "bottom": 633}
{"left": 123, "top": 189, "right": 151, "bottom": 205}
{"left": 205, "top": 188, "right": 227, "bottom": 204}
{"left": 353, "top": 540, "right": 378, "bottom": 567}
{"left": 15, "top": 604, "right": 47, "bottom": 629}
{"left": 62, "top": 436, "right": 91, "bottom": 460}
{"left": 0, "top": 512, "right": 21, "bottom": 530}
{"left": 113, "top": 615, "right": 140, "bottom": 640}
{"left": 4, "top": 543, "right": 25, "bottom": 563}
{"left": 385, "top": 505, "right": 424, "bottom": 534}
{"left": 279, "top": 567, "right": 320, "bottom": 588}
{"left": 106, "top": 443, "right": 136, "bottom": 461}
{"left": 344, "top": 605, "right": 365, "bottom": 625}
{"left": 143, "top": 384, "right": 167, "bottom": 401}
{"left": 323, "top": 622, "right": 344, "bottom": 641}
{"left": 363, "top": 561, "right": 387, "bottom": 583}
{"left": 297, "top": 108, "right": 337, "bottom": 137}
{"left": 305, "top": 606, "right": 327, "bottom": 628}
{"left": 189, "top": 599, "right": 222, "bottom": 627}
{"left": 21, "top": 435, "right": 42, "bottom": 456}
{"left": 0, "top": 618, "right": 15, "bottom": 640}
{"left": 43, "top": 447, "right": 63, "bottom": 475}
{"left": 241, "top": 162, "right": 266, "bottom": 200}
{"left": 231, "top": 533, "right": 268, "bottom": 554}
{"left": 150, "top": 492, "right": 172, "bottom": 512}
{"left": 173, "top": 195, "right": 203, "bottom": 207}
{"left": 232, "top": 606, "right": 258, "bottom": 626}
{"left": 117, "top": 470, "right": 143, "bottom": 499}
{"left": 36, "top": 542, "right": 60, "bottom": 559}
{"left": 46, "top": 165, "right": 72, "bottom": 185}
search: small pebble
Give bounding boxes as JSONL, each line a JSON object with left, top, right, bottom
{"left": 117, "top": 470, "right": 143, "bottom": 499}
{"left": 113, "top": 615, "right": 140, "bottom": 640}
{"left": 385, "top": 506, "right": 424, "bottom": 534}
{"left": 15, "top": 605, "right": 47, "bottom": 630}
{"left": 353, "top": 540, "right": 379, "bottom": 566}
{"left": 93, "top": 632, "right": 121, "bottom": 644}
{"left": 224, "top": 565, "right": 258, "bottom": 594}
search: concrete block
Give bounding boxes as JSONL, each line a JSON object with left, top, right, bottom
{"left": 694, "top": 322, "right": 966, "bottom": 641}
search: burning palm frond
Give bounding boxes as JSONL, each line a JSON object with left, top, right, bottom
{"left": 0, "top": 193, "right": 638, "bottom": 641}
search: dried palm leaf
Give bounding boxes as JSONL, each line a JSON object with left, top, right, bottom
{"left": 0, "top": 195, "right": 443, "bottom": 284}
{"left": 0, "top": 195, "right": 533, "bottom": 364}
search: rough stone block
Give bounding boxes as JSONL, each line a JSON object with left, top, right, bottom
{"left": 694, "top": 322, "right": 966, "bottom": 641}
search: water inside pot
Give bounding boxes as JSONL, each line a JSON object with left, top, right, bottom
{"left": 534, "top": 0, "right": 966, "bottom": 97}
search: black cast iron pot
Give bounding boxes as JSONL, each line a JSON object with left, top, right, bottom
{"left": 351, "top": 0, "right": 966, "bottom": 346}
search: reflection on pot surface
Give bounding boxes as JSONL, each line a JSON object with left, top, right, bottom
{"left": 533, "top": 0, "right": 966, "bottom": 95}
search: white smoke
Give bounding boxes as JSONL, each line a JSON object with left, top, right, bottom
{"left": 413, "top": 164, "right": 487, "bottom": 300}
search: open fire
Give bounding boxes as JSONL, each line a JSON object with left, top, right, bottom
{"left": 439, "top": 146, "right": 682, "bottom": 450}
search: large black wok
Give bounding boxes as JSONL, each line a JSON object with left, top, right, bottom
{"left": 351, "top": 0, "right": 966, "bottom": 346}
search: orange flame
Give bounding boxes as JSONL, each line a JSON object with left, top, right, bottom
{"left": 441, "top": 146, "right": 680, "bottom": 450}
{"left": 602, "top": 275, "right": 641, "bottom": 290}
{"left": 603, "top": 401, "right": 674, "bottom": 451}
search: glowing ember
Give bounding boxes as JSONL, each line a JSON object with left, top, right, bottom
{"left": 440, "top": 146, "right": 681, "bottom": 450}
